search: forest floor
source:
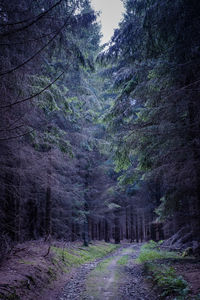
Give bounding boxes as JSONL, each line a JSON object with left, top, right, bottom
{"left": 0, "top": 240, "right": 119, "bottom": 300}
{"left": 0, "top": 241, "right": 200, "bottom": 299}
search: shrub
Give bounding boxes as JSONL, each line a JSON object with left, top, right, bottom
{"left": 145, "top": 263, "right": 190, "bottom": 298}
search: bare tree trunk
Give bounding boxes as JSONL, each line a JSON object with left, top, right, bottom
{"left": 71, "top": 222, "right": 76, "bottom": 242}
{"left": 4, "top": 173, "right": 15, "bottom": 241}
{"left": 83, "top": 220, "right": 89, "bottom": 246}
{"left": 91, "top": 218, "right": 95, "bottom": 240}
{"left": 140, "top": 215, "right": 143, "bottom": 242}
{"left": 98, "top": 220, "right": 101, "bottom": 240}
{"left": 114, "top": 210, "right": 120, "bottom": 244}
{"left": 135, "top": 214, "right": 139, "bottom": 243}
{"left": 104, "top": 218, "right": 110, "bottom": 242}
{"left": 130, "top": 206, "right": 135, "bottom": 242}
{"left": 125, "top": 207, "right": 129, "bottom": 240}
{"left": 45, "top": 150, "right": 52, "bottom": 240}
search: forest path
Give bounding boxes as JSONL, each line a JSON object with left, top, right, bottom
{"left": 58, "top": 244, "right": 156, "bottom": 300}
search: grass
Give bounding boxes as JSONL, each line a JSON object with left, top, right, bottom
{"left": 83, "top": 255, "right": 119, "bottom": 299}
{"left": 117, "top": 255, "right": 129, "bottom": 265}
{"left": 95, "top": 257, "right": 113, "bottom": 271}
{"left": 0, "top": 241, "right": 120, "bottom": 300}
{"left": 52, "top": 242, "right": 120, "bottom": 271}
{"left": 139, "top": 241, "right": 190, "bottom": 299}
{"left": 121, "top": 247, "right": 134, "bottom": 254}
{"left": 136, "top": 248, "right": 179, "bottom": 263}
{"left": 136, "top": 241, "right": 179, "bottom": 264}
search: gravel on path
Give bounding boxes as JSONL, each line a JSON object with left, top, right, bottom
{"left": 57, "top": 244, "right": 156, "bottom": 300}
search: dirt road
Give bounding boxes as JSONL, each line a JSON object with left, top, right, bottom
{"left": 58, "top": 244, "right": 156, "bottom": 300}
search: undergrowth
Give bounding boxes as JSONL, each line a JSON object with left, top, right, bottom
{"left": 0, "top": 241, "right": 119, "bottom": 300}
{"left": 136, "top": 240, "right": 179, "bottom": 263}
{"left": 145, "top": 262, "right": 189, "bottom": 298}
{"left": 140, "top": 241, "right": 190, "bottom": 299}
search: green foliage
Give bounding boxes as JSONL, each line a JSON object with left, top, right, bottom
{"left": 117, "top": 255, "right": 129, "bottom": 265}
{"left": 137, "top": 241, "right": 179, "bottom": 263}
{"left": 137, "top": 248, "right": 179, "bottom": 264}
{"left": 145, "top": 263, "right": 190, "bottom": 298}
{"left": 52, "top": 242, "right": 119, "bottom": 271}
{"left": 181, "top": 248, "right": 193, "bottom": 258}
{"left": 29, "top": 75, "right": 62, "bottom": 113}
{"left": 100, "top": 0, "right": 200, "bottom": 229}
{"left": 142, "top": 240, "right": 161, "bottom": 250}
{"left": 94, "top": 258, "right": 113, "bottom": 271}
{"left": 138, "top": 241, "right": 190, "bottom": 298}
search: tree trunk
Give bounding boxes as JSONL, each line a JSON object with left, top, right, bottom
{"left": 114, "top": 211, "right": 120, "bottom": 244}
{"left": 45, "top": 150, "right": 52, "bottom": 240}
{"left": 83, "top": 220, "right": 89, "bottom": 246}
{"left": 130, "top": 206, "right": 135, "bottom": 242}
{"left": 125, "top": 207, "right": 129, "bottom": 240}
{"left": 135, "top": 214, "right": 139, "bottom": 243}
{"left": 104, "top": 218, "right": 110, "bottom": 242}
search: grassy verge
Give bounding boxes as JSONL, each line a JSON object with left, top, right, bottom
{"left": 117, "top": 255, "right": 129, "bottom": 265}
{"left": 138, "top": 241, "right": 190, "bottom": 299}
{"left": 52, "top": 242, "right": 120, "bottom": 271}
{"left": 0, "top": 241, "right": 119, "bottom": 300}
{"left": 136, "top": 241, "right": 179, "bottom": 264}
{"left": 83, "top": 254, "right": 120, "bottom": 299}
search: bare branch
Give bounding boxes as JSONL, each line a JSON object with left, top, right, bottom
{"left": 0, "top": 129, "right": 34, "bottom": 141}
{"left": 0, "top": 124, "right": 25, "bottom": 133}
{"left": 0, "top": 72, "right": 64, "bottom": 109}
{"left": 0, "top": 0, "right": 63, "bottom": 36}
{"left": 164, "top": 79, "right": 200, "bottom": 100}
{"left": 0, "top": 30, "right": 58, "bottom": 46}
{"left": 0, "top": 7, "right": 75, "bottom": 77}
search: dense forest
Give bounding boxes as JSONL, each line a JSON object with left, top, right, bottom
{"left": 0, "top": 0, "right": 200, "bottom": 259}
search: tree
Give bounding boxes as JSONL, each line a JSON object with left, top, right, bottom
{"left": 100, "top": 0, "right": 200, "bottom": 244}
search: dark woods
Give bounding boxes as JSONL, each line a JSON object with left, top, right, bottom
{"left": 0, "top": 0, "right": 200, "bottom": 258}
{"left": 102, "top": 0, "right": 200, "bottom": 251}
{"left": 0, "top": 0, "right": 104, "bottom": 254}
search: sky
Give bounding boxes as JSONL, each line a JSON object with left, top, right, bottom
{"left": 91, "top": 0, "right": 125, "bottom": 45}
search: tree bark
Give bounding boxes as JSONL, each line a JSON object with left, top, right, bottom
{"left": 114, "top": 210, "right": 120, "bottom": 244}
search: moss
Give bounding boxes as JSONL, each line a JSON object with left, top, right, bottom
{"left": 52, "top": 242, "right": 119, "bottom": 272}
{"left": 95, "top": 257, "right": 113, "bottom": 271}
{"left": 18, "top": 260, "right": 35, "bottom": 265}
{"left": 121, "top": 247, "right": 134, "bottom": 254}
{"left": 117, "top": 255, "right": 129, "bottom": 265}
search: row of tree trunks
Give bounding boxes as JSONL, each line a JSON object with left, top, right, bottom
{"left": 68, "top": 205, "right": 162, "bottom": 245}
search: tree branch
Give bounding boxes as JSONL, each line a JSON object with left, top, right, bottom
{"left": 0, "top": 0, "right": 63, "bottom": 36}
{"left": 0, "top": 30, "right": 58, "bottom": 46}
{"left": 0, "top": 7, "right": 75, "bottom": 77}
{"left": 0, "top": 129, "right": 34, "bottom": 141}
{"left": 0, "top": 72, "right": 64, "bottom": 109}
